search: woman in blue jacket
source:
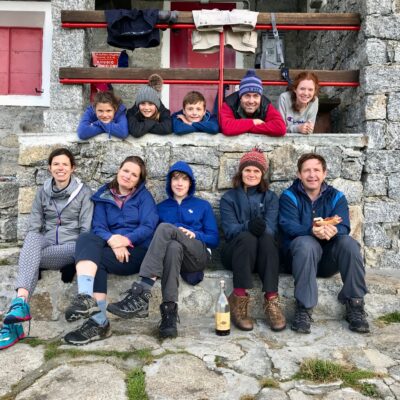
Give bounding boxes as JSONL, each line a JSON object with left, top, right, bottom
{"left": 77, "top": 91, "right": 129, "bottom": 140}
{"left": 107, "top": 161, "right": 219, "bottom": 339}
{"left": 220, "top": 148, "right": 286, "bottom": 333}
{"left": 63, "top": 156, "right": 158, "bottom": 345}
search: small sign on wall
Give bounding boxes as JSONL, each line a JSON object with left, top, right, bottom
{"left": 91, "top": 52, "right": 120, "bottom": 68}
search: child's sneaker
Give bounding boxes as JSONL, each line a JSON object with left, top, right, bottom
{"left": 3, "top": 297, "right": 31, "bottom": 324}
{"left": 64, "top": 318, "right": 111, "bottom": 346}
{"left": 0, "top": 323, "right": 25, "bottom": 350}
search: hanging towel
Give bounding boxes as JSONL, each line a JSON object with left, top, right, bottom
{"left": 105, "top": 9, "right": 160, "bottom": 50}
{"left": 192, "top": 9, "right": 229, "bottom": 31}
{"left": 225, "top": 29, "right": 258, "bottom": 54}
{"left": 229, "top": 9, "right": 259, "bottom": 32}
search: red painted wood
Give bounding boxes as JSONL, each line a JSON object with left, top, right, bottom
{"left": 169, "top": 2, "right": 235, "bottom": 113}
{"left": 0, "top": 28, "right": 10, "bottom": 94}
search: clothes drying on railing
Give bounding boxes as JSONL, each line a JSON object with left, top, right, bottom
{"left": 192, "top": 9, "right": 259, "bottom": 54}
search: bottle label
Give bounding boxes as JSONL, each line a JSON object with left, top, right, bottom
{"left": 215, "top": 312, "right": 230, "bottom": 331}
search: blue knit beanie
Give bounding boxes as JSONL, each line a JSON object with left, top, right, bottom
{"left": 239, "top": 69, "right": 263, "bottom": 98}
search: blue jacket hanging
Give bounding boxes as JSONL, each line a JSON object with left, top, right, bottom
{"left": 105, "top": 9, "right": 160, "bottom": 50}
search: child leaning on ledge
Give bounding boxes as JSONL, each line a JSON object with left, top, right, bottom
{"left": 172, "top": 91, "right": 219, "bottom": 135}
{"left": 77, "top": 90, "right": 129, "bottom": 140}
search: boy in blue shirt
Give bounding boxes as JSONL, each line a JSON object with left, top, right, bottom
{"left": 172, "top": 91, "right": 219, "bottom": 135}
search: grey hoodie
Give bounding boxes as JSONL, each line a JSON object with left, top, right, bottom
{"left": 28, "top": 176, "right": 93, "bottom": 245}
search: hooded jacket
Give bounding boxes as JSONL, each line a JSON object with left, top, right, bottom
{"left": 220, "top": 185, "right": 279, "bottom": 242}
{"left": 77, "top": 103, "right": 129, "bottom": 140}
{"left": 91, "top": 181, "right": 158, "bottom": 248}
{"left": 171, "top": 110, "right": 219, "bottom": 135}
{"left": 127, "top": 102, "right": 172, "bottom": 138}
{"left": 279, "top": 178, "right": 350, "bottom": 253}
{"left": 28, "top": 176, "right": 93, "bottom": 245}
{"left": 220, "top": 91, "right": 286, "bottom": 136}
{"left": 157, "top": 161, "right": 219, "bottom": 249}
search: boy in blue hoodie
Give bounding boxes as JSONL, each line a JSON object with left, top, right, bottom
{"left": 172, "top": 91, "right": 219, "bottom": 135}
{"left": 107, "top": 161, "right": 219, "bottom": 338}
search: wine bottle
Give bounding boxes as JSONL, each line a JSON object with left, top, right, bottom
{"left": 215, "top": 279, "right": 230, "bottom": 336}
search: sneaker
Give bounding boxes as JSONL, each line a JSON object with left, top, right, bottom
{"left": 264, "top": 296, "right": 286, "bottom": 332}
{"left": 65, "top": 293, "right": 100, "bottom": 322}
{"left": 159, "top": 302, "right": 179, "bottom": 339}
{"left": 3, "top": 297, "right": 31, "bottom": 324}
{"left": 345, "top": 298, "right": 370, "bottom": 333}
{"left": 0, "top": 323, "right": 25, "bottom": 350}
{"left": 291, "top": 302, "right": 313, "bottom": 334}
{"left": 107, "top": 282, "right": 151, "bottom": 319}
{"left": 64, "top": 318, "right": 111, "bottom": 346}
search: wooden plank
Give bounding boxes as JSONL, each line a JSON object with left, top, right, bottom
{"left": 224, "top": 69, "right": 359, "bottom": 83}
{"left": 61, "top": 10, "right": 360, "bottom": 26}
{"left": 59, "top": 67, "right": 220, "bottom": 80}
{"left": 59, "top": 67, "right": 359, "bottom": 83}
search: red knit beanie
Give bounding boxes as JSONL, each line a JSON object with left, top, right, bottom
{"left": 239, "top": 148, "right": 268, "bottom": 173}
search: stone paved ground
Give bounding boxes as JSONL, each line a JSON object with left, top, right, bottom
{"left": 0, "top": 313, "right": 399, "bottom": 400}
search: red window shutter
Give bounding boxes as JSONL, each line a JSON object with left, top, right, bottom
{"left": 9, "top": 28, "right": 43, "bottom": 95}
{"left": 0, "top": 28, "right": 10, "bottom": 95}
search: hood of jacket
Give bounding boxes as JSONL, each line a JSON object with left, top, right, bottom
{"left": 92, "top": 180, "right": 146, "bottom": 204}
{"left": 43, "top": 175, "right": 82, "bottom": 201}
{"left": 166, "top": 161, "right": 196, "bottom": 199}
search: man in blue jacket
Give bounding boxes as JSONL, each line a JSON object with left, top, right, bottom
{"left": 107, "top": 161, "right": 219, "bottom": 338}
{"left": 279, "top": 153, "right": 369, "bottom": 334}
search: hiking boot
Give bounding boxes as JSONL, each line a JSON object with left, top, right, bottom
{"left": 107, "top": 282, "right": 151, "bottom": 319}
{"left": 159, "top": 302, "right": 179, "bottom": 339}
{"left": 3, "top": 297, "right": 31, "bottom": 324}
{"left": 228, "top": 292, "right": 253, "bottom": 331}
{"left": 65, "top": 293, "right": 100, "bottom": 322}
{"left": 64, "top": 318, "right": 111, "bottom": 346}
{"left": 264, "top": 296, "right": 286, "bottom": 331}
{"left": 345, "top": 298, "right": 370, "bottom": 333}
{"left": 0, "top": 323, "right": 25, "bottom": 350}
{"left": 291, "top": 302, "right": 313, "bottom": 334}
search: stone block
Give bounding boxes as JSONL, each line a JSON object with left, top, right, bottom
{"left": 388, "top": 173, "right": 400, "bottom": 199}
{"left": 349, "top": 205, "right": 363, "bottom": 243}
{"left": 43, "top": 110, "right": 82, "bottom": 134}
{"left": 19, "top": 145, "right": 60, "bottom": 166}
{"left": 191, "top": 165, "right": 215, "bottom": 191}
{"left": 365, "top": 150, "right": 400, "bottom": 174}
{"left": 0, "top": 217, "right": 17, "bottom": 242}
{"left": 365, "top": 121, "right": 386, "bottom": 149}
{"left": 364, "top": 224, "right": 392, "bottom": 248}
{"left": 146, "top": 179, "right": 165, "bottom": 204}
{"left": 218, "top": 153, "right": 242, "bottom": 189}
{"left": 146, "top": 145, "right": 171, "bottom": 179}
{"left": 18, "top": 187, "right": 37, "bottom": 215}
{"left": 364, "top": 95, "right": 387, "bottom": 120}
{"left": 341, "top": 158, "right": 363, "bottom": 181}
{"left": 330, "top": 178, "right": 363, "bottom": 204}
{"left": 387, "top": 92, "right": 400, "bottom": 121}
{"left": 16, "top": 167, "right": 38, "bottom": 187}
{"left": 99, "top": 142, "right": 144, "bottom": 174}
{"left": 363, "top": 174, "right": 387, "bottom": 196}
{"left": 364, "top": 199, "right": 400, "bottom": 223}
{"left": 49, "top": 83, "right": 84, "bottom": 111}
{"left": 171, "top": 146, "right": 220, "bottom": 168}
{"left": 30, "top": 292, "right": 54, "bottom": 321}
{"left": 365, "top": 15, "right": 400, "bottom": 40}
{"left": 0, "top": 182, "right": 18, "bottom": 209}
{"left": 387, "top": 122, "right": 400, "bottom": 149}
{"left": 315, "top": 146, "right": 342, "bottom": 178}
{"left": 362, "top": 65, "right": 400, "bottom": 94}
{"left": 362, "top": 39, "right": 387, "bottom": 65}
{"left": 362, "top": 0, "right": 392, "bottom": 15}
{"left": 17, "top": 214, "right": 30, "bottom": 241}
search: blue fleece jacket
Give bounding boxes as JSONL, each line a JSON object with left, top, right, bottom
{"left": 172, "top": 110, "right": 219, "bottom": 135}
{"left": 220, "top": 185, "right": 278, "bottom": 242}
{"left": 279, "top": 178, "right": 350, "bottom": 253}
{"left": 77, "top": 103, "right": 129, "bottom": 140}
{"left": 91, "top": 181, "right": 158, "bottom": 248}
{"left": 157, "top": 161, "right": 219, "bottom": 248}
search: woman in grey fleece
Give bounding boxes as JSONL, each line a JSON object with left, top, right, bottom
{"left": 278, "top": 72, "right": 320, "bottom": 134}
{"left": 0, "top": 148, "right": 93, "bottom": 350}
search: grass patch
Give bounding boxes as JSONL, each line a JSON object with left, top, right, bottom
{"left": 260, "top": 377, "right": 279, "bottom": 388}
{"left": 239, "top": 396, "right": 255, "bottom": 400}
{"left": 293, "top": 359, "right": 380, "bottom": 397}
{"left": 214, "top": 355, "right": 229, "bottom": 368}
{"left": 126, "top": 368, "right": 148, "bottom": 400}
{"left": 377, "top": 311, "right": 400, "bottom": 324}
{"left": 23, "top": 337, "right": 48, "bottom": 347}
{"left": 0, "top": 259, "right": 10, "bottom": 266}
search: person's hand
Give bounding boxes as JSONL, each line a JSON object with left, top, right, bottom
{"left": 298, "top": 121, "right": 314, "bottom": 135}
{"left": 177, "top": 114, "right": 192, "bottom": 125}
{"left": 323, "top": 224, "right": 338, "bottom": 240}
{"left": 312, "top": 225, "right": 327, "bottom": 240}
{"left": 253, "top": 119, "right": 265, "bottom": 126}
{"left": 178, "top": 227, "right": 196, "bottom": 239}
{"left": 248, "top": 217, "right": 266, "bottom": 237}
{"left": 112, "top": 246, "right": 130, "bottom": 263}
{"left": 108, "top": 234, "right": 131, "bottom": 249}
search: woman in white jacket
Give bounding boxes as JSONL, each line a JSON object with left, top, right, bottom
{"left": 0, "top": 147, "right": 93, "bottom": 350}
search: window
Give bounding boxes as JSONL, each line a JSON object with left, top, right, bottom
{"left": 0, "top": 1, "right": 52, "bottom": 106}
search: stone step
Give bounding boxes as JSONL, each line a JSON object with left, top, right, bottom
{"left": 1, "top": 255, "right": 399, "bottom": 322}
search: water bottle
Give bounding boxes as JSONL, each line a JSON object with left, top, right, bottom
{"left": 215, "top": 279, "right": 230, "bottom": 336}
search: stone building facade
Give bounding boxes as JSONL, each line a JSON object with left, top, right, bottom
{"left": 0, "top": 0, "right": 399, "bottom": 274}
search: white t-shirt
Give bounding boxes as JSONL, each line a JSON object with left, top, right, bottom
{"left": 278, "top": 91, "right": 319, "bottom": 133}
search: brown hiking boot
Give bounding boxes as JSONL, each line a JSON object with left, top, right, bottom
{"left": 228, "top": 292, "right": 253, "bottom": 331}
{"left": 264, "top": 296, "right": 286, "bottom": 331}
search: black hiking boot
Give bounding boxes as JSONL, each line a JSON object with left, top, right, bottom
{"left": 291, "top": 302, "right": 313, "bottom": 334}
{"left": 159, "top": 302, "right": 179, "bottom": 339}
{"left": 345, "top": 298, "right": 370, "bottom": 333}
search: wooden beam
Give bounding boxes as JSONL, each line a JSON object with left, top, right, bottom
{"left": 61, "top": 10, "right": 360, "bottom": 26}
{"left": 59, "top": 67, "right": 359, "bottom": 84}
